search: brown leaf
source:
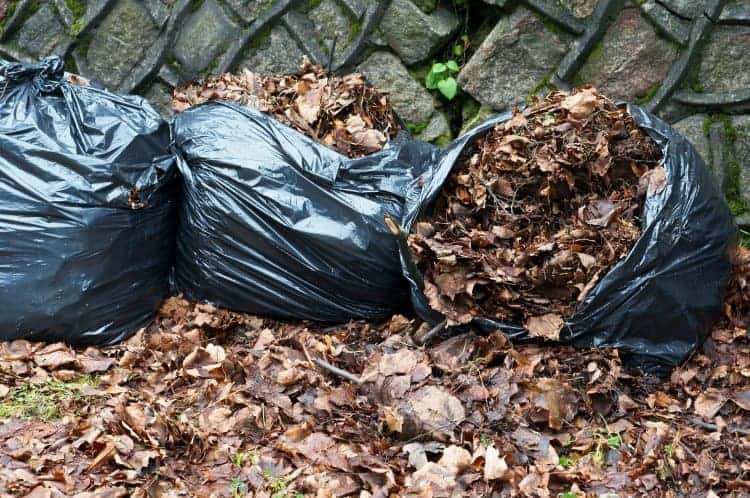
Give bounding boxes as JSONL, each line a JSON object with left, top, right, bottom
{"left": 694, "top": 388, "right": 727, "bottom": 418}
{"left": 526, "top": 313, "right": 564, "bottom": 341}
{"left": 579, "top": 200, "right": 619, "bottom": 227}
{"left": 33, "top": 343, "right": 76, "bottom": 369}
{"left": 407, "top": 386, "right": 465, "bottom": 438}
{"left": 561, "top": 87, "right": 598, "bottom": 119}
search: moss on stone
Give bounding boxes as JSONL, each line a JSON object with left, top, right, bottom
{"left": 255, "top": 0, "right": 275, "bottom": 17}
{"left": 307, "top": 0, "right": 323, "bottom": 13}
{"left": 703, "top": 114, "right": 747, "bottom": 216}
{"left": 191, "top": 0, "right": 205, "bottom": 13}
{"left": 432, "top": 131, "right": 452, "bottom": 147}
{"left": 637, "top": 82, "right": 660, "bottom": 104}
{"left": 406, "top": 119, "right": 430, "bottom": 135}
{"left": 527, "top": 70, "right": 555, "bottom": 103}
{"left": 65, "top": 0, "right": 86, "bottom": 35}
{"left": 348, "top": 19, "right": 361, "bottom": 42}
{"left": 543, "top": 17, "right": 566, "bottom": 36}
{"left": 573, "top": 41, "right": 604, "bottom": 87}
{"left": 0, "top": 0, "right": 20, "bottom": 33}
{"left": 247, "top": 25, "right": 272, "bottom": 51}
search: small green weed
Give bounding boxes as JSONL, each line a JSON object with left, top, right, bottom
{"left": 425, "top": 60, "right": 460, "bottom": 100}
{"left": 0, "top": 375, "right": 99, "bottom": 421}
{"left": 231, "top": 450, "right": 259, "bottom": 468}
{"left": 228, "top": 479, "right": 248, "bottom": 498}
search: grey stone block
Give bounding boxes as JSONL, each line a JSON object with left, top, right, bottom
{"left": 694, "top": 25, "right": 750, "bottom": 96}
{"left": 174, "top": 0, "right": 238, "bottom": 76}
{"left": 4, "top": 2, "right": 72, "bottom": 60}
{"left": 458, "top": 7, "right": 570, "bottom": 111}
{"left": 357, "top": 50, "right": 436, "bottom": 126}
{"left": 733, "top": 115, "right": 750, "bottom": 211}
{"left": 380, "top": 0, "right": 459, "bottom": 66}
{"left": 575, "top": 7, "right": 679, "bottom": 102}
{"left": 236, "top": 24, "right": 306, "bottom": 74}
{"left": 673, "top": 114, "right": 712, "bottom": 170}
{"left": 84, "top": 0, "right": 160, "bottom": 90}
{"left": 308, "top": 0, "right": 353, "bottom": 65}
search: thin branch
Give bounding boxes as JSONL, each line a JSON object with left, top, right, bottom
{"left": 312, "top": 357, "right": 363, "bottom": 385}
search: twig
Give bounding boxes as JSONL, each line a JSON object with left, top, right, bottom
{"left": 688, "top": 417, "right": 750, "bottom": 436}
{"left": 312, "top": 357, "right": 363, "bottom": 385}
{"left": 415, "top": 320, "right": 447, "bottom": 346}
{"left": 327, "top": 35, "right": 338, "bottom": 75}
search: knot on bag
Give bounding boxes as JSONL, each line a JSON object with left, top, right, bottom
{"left": 0, "top": 56, "right": 65, "bottom": 95}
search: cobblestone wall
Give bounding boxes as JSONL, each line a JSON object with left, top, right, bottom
{"left": 1, "top": 0, "right": 749, "bottom": 225}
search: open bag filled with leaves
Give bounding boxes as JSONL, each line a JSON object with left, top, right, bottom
{"left": 0, "top": 56, "right": 177, "bottom": 345}
{"left": 170, "top": 60, "right": 438, "bottom": 321}
{"left": 395, "top": 87, "right": 736, "bottom": 373}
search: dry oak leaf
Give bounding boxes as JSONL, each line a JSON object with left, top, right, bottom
{"left": 408, "top": 386, "right": 465, "bottom": 436}
{"left": 183, "top": 344, "right": 226, "bottom": 378}
{"left": 694, "top": 388, "right": 727, "bottom": 419}
{"left": 526, "top": 313, "right": 564, "bottom": 341}
{"left": 345, "top": 115, "right": 387, "bottom": 153}
{"left": 33, "top": 343, "right": 76, "bottom": 369}
{"left": 561, "top": 87, "right": 599, "bottom": 119}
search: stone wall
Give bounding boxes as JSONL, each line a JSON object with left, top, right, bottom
{"left": 1, "top": 0, "right": 749, "bottom": 225}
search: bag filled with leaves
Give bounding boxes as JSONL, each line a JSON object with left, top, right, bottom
{"left": 396, "top": 88, "right": 736, "bottom": 373}
{"left": 171, "top": 62, "right": 435, "bottom": 320}
{"left": 0, "top": 56, "right": 177, "bottom": 344}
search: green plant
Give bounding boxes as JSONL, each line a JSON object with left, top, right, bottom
{"left": 664, "top": 443, "right": 673, "bottom": 458}
{"left": 231, "top": 450, "right": 259, "bottom": 468}
{"left": 425, "top": 61, "right": 460, "bottom": 100}
{"left": 558, "top": 455, "right": 573, "bottom": 468}
{"left": 406, "top": 120, "right": 430, "bottom": 135}
{"left": 480, "top": 433, "right": 492, "bottom": 447}
{"left": 229, "top": 479, "right": 248, "bottom": 498}
{"left": 559, "top": 491, "right": 577, "bottom": 498}
{"left": 606, "top": 433, "right": 622, "bottom": 449}
{"left": 65, "top": 0, "right": 86, "bottom": 35}
{"left": 452, "top": 34, "right": 469, "bottom": 57}
{"left": 0, "top": 375, "right": 99, "bottom": 421}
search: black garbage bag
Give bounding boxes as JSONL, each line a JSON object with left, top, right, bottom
{"left": 396, "top": 105, "right": 736, "bottom": 374}
{"left": 0, "top": 56, "right": 177, "bottom": 345}
{"left": 171, "top": 101, "right": 435, "bottom": 321}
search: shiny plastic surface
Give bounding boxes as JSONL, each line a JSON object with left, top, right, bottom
{"left": 397, "top": 105, "right": 736, "bottom": 374}
{"left": 0, "top": 57, "right": 177, "bottom": 344}
{"left": 172, "top": 101, "right": 437, "bottom": 321}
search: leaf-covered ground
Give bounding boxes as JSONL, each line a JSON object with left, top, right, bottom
{"left": 0, "top": 251, "right": 748, "bottom": 497}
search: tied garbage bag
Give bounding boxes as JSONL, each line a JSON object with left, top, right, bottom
{"left": 171, "top": 101, "right": 435, "bottom": 321}
{"left": 396, "top": 105, "right": 736, "bottom": 374}
{"left": 0, "top": 56, "right": 177, "bottom": 344}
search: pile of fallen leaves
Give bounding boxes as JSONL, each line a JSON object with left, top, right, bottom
{"left": 0, "top": 248, "right": 747, "bottom": 497}
{"left": 409, "top": 87, "right": 664, "bottom": 338}
{"left": 172, "top": 58, "right": 400, "bottom": 158}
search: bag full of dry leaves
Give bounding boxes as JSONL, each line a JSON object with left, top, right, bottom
{"left": 395, "top": 87, "right": 735, "bottom": 374}
{"left": 172, "top": 59, "right": 402, "bottom": 158}
{"left": 170, "top": 63, "right": 438, "bottom": 321}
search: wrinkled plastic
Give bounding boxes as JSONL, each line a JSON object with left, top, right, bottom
{"left": 0, "top": 56, "right": 177, "bottom": 345}
{"left": 172, "top": 101, "right": 435, "bottom": 321}
{"left": 397, "top": 105, "right": 736, "bottom": 374}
